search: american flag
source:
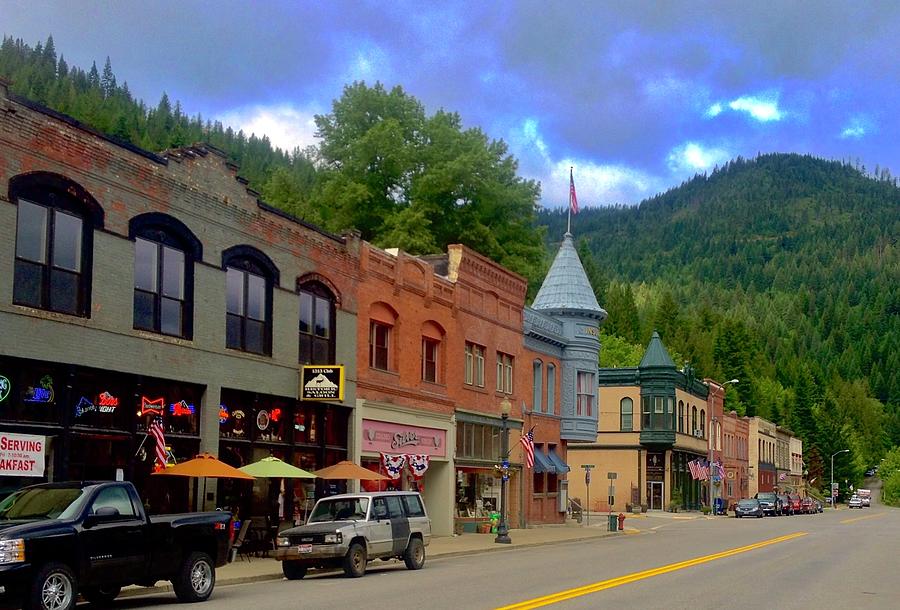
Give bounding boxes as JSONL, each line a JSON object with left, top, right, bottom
{"left": 716, "top": 461, "right": 726, "bottom": 481}
{"left": 569, "top": 167, "right": 579, "bottom": 214}
{"left": 778, "top": 472, "right": 787, "bottom": 481}
{"left": 519, "top": 428, "right": 535, "bottom": 469}
{"left": 689, "top": 459, "right": 710, "bottom": 481}
{"left": 149, "top": 417, "right": 167, "bottom": 468}
{"left": 688, "top": 459, "right": 699, "bottom": 480}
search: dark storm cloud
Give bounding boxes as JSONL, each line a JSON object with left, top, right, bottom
{"left": 1, "top": 0, "right": 897, "bottom": 206}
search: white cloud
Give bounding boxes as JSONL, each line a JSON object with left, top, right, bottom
{"left": 840, "top": 115, "right": 874, "bottom": 139}
{"left": 217, "top": 104, "right": 321, "bottom": 152}
{"left": 666, "top": 141, "right": 731, "bottom": 174}
{"left": 706, "top": 92, "right": 784, "bottom": 122}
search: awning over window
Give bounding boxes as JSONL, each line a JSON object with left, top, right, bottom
{"left": 533, "top": 449, "right": 556, "bottom": 474}
{"left": 547, "top": 448, "right": 570, "bottom": 473}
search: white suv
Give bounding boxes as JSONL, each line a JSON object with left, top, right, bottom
{"left": 274, "top": 491, "right": 431, "bottom": 580}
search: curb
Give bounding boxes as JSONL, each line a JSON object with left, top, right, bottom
{"left": 119, "top": 530, "right": 633, "bottom": 600}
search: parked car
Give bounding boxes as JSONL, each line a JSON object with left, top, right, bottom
{"left": 787, "top": 494, "right": 802, "bottom": 513}
{"left": 778, "top": 494, "right": 794, "bottom": 516}
{"left": 813, "top": 499, "right": 824, "bottom": 513}
{"left": 755, "top": 492, "right": 781, "bottom": 516}
{"left": 0, "top": 481, "right": 233, "bottom": 610}
{"left": 274, "top": 491, "right": 431, "bottom": 580}
{"left": 800, "top": 497, "right": 815, "bottom": 514}
{"left": 865, "top": 468, "right": 876, "bottom": 477}
{"left": 734, "top": 499, "right": 764, "bottom": 518}
{"left": 848, "top": 495, "right": 863, "bottom": 509}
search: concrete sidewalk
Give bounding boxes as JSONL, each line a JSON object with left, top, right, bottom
{"left": 120, "top": 522, "right": 636, "bottom": 599}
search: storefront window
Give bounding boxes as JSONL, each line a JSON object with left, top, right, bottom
{"left": 11, "top": 365, "right": 61, "bottom": 425}
{"left": 456, "top": 471, "right": 500, "bottom": 518}
{"left": 324, "top": 406, "right": 349, "bottom": 448}
{"left": 293, "top": 404, "right": 318, "bottom": 445}
{"left": 136, "top": 380, "right": 202, "bottom": 436}
{"left": 253, "top": 397, "right": 290, "bottom": 444}
{"left": 69, "top": 369, "right": 129, "bottom": 431}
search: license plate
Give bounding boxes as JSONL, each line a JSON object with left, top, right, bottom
{"left": 298, "top": 544, "right": 313, "bottom": 553}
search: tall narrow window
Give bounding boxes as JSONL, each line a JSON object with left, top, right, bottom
{"left": 496, "top": 352, "right": 513, "bottom": 394}
{"left": 15, "top": 200, "right": 86, "bottom": 315}
{"left": 474, "top": 344, "right": 485, "bottom": 387}
{"left": 532, "top": 360, "right": 543, "bottom": 413}
{"left": 546, "top": 364, "right": 556, "bottom": 415}
{"left": 700, "top": 409, "right": 706, "bottom": 438}
{"left": 223, "top": 246, "right": 277, "bottom": 356}
{"left": 576, "top": 371, "right": 594, "bottom": 417}
{"left": 692, "top": 405, "right": 698, "bottom": 434}
{"left": 422, "top": 337, "right": 439, "bottom": 382}
{"left": 369, "top": 321, "right": 391, "bottom": 370}
{"left": 620, "top": 397, "right": 633, "bottom": 431}
{"left": 465, "top": 343, "right": 474, "bottom": 385}
{"left": 298, "top": 282, "right": 335, "bottom": 364}
{"left": 642, "top": 397, "right": 651, "bottom": 428}
{"left": 678, "top": 400, "right": 685, "bottom": 433}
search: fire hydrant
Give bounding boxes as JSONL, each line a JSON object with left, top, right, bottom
{"left": 617, "top": 513, "right": 626, "bottom": 530}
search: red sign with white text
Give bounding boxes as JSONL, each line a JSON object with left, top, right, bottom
{"left": 362, "top": 419, "right": 447, "bottom": 458}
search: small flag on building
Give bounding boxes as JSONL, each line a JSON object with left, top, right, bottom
{"left": 519, "top": 427, "right": 535, "bottom": 469}
{"left": 149, "top": 416, "right": 167, "bottom": 470}
{"left": 569, "top": 167, "right": 579, "bottom": 215}
{"left": 779, "top": 472, "right": 787, "bottom": 481}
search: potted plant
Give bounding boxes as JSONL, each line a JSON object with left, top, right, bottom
{"left": 701, "top": 504, "right": 712, "bottom": 515}
{"left": 625, "top": 502, "right": 633, "bottom": 513}
{"left": 669, "top": 488, "right": 684, "bottom": 513}
{"left": 641, "top": 503, "right": 648, "bottom": 513}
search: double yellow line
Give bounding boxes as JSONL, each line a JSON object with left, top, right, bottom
{"left": 497, "top": 532, "right": 808, "bottom": 610}
{"left": 840, "top": 512, "right": 886, "bottom": 525}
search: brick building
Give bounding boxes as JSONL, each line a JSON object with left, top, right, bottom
{"left": 721, "top": 410, "right": 749, "bottom": 509}
{"left": 748, "top": 416, "right": 778, "bottom": 496}
{"left": 0, "top": 81, "right": 361, "bottom": 525}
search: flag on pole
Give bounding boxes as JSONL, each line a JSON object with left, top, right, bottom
{"left": 688, "top": 459, "right": 699, "bottom": 480}
{"left": 519, "top": 428, "right": 535, "bottom": 469}
{"left": 698, "top": 460, "right": 710, "bottom": 481}
{"left": 149, "top": 416, "right": 167, "bottom": 470}
{"left": 569, "top": 167, "right": 579, "bottom": 214}
{"left": 716, "top": 461, "right": 726, "bottom": 481}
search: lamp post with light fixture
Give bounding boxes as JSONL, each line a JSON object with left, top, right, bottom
{"left": 708, "top": 379, "right": 738, "bottom": 514}
{"left": 831, "top": 449, "right": 849, "bottom": 509}
{"left": 495, "top": 397, "right": 512, "bottom": 544}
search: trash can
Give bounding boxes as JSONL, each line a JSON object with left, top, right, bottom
{"left": 617, "top": 513, "right": 626, "bottom": 530}
{"left": 608, "top": 514, "right": 618, "bottom": 531}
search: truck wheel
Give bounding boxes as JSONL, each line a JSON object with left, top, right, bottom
{"left": 82, "top": 585, "right": 121, "bottom": 606}
{"left": 173, "top": 552, "right": 216, "bottom": 603}
{"left": 342, "top": 543, "right": 367, "bottom": 578}
{"left": 403, "top": 537, "right": 425, "bottom": 570}
{"left": 282, "top": 561, "right": 307, "bottom": 580}
{"left": 26, "top": 562, "right": 77, "bottom": 610}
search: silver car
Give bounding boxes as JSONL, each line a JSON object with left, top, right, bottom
{"left": 848, "top": 495, "right": 863, "bottom": 508}
{"left": 274, "top": 491, "right": 431, "bottom": 579}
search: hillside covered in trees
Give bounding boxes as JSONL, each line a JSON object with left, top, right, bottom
{"left": 3, "top": 35, "right": 897, "bottom": 492}
{"left": 541, "top": 154, "right": 899, "bottom": 489}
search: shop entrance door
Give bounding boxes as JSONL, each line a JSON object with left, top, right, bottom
{"left": 648, "top": 482, "right": 664, "bottom": 511}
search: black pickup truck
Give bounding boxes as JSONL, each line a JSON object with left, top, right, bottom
{"left": 0, "top": 481, "right": 232, "bottom": 610}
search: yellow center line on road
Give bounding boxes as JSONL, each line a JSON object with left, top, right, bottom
{"left": 495, "top": 532, "right": 808, "bottom": 610}
{"left": 840, "top": 512, "right": 886, "bottom": 524}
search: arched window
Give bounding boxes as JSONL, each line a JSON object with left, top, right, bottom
{"left": 678, "top": 400, "right": 685, "bottom": 433}
{"left": 130, "top": 213, "right": 201, "bottom": 338}
{"left": 546, "top": 364, "right": 556, "bottom": 415}
{"left": 297, "top": 280, "right": 336, "bottom": 364}
{"left": 223, "top": 246, "right": 278, "bottom": 355}
{"left": 532, "top": 360, "right": 543, "bottom": 413}
{"left": 369, "top": 302, "right": 397, "bottom": 371}
{"left": 421, "top": 321, "right": 445, "bottom": 383}
{"left": 700, "top": 409, "right": 706, "bottom": 438}
{"left": 620, "top": 397, "right": 633, "bottom": 431}
{"left": 11, "top": 172, "right": 104, "bottom": 316}
{"left": 691, "top": 405, "right": 698, "bottom": 435}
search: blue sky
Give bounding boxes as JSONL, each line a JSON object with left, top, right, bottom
{"left": 2, "top": 0, "right": 898, "bottom": 208}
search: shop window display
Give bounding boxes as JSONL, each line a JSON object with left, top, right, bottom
{"left": 455, "top": 471, "right": 500, "bottom": 518}
{"left": 6, "top": 365, "right": 61, "bottom": 425}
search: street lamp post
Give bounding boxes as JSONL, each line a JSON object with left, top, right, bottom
{"left": 495, "top": 397, "right": 512, "bottom": 544}
{"left": 831, "top": 449, "right": 849, "bottom": 510}
{"left": 708, "top": 379, "right": 738, "bottom": 514}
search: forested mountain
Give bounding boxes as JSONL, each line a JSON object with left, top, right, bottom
{"left": 540, "top": 154, "right": 900, "bottom": 487}
{"left": 3, "top": 35, "right": 897, "bottom": 491}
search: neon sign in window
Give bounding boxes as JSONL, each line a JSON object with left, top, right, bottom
{"left": 75, "top": 392, "right": 120, "bottom": 417}
{"left": 218, "top": 405, "right": 230, "bottom": 424}
{"left": 169, "top": 400, "right": 196, "bottom": 416}
{"left": 24, "top": 375, "right": 54, "bottom": 403}
{"left": 0, "top": 376, "right": 10, "bottom": 403}
{"left": 140, "top": 396, "right": 164, "bottom": 416}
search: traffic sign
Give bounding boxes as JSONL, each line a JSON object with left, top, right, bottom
{"left": 607, "top": 472, "right": 617, "bottom": 480}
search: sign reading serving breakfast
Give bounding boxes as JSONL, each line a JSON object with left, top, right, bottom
{"left": 0, "top": 432, "right": 46, "bottom": 477}
{"left": 300, "top": 366, "right": 345, "bottom": 401}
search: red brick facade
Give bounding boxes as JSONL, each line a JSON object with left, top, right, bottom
{"left": 722, "top": 411, "right": 750, "bottom": 508}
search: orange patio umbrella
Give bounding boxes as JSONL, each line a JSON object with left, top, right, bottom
{"left": 313, "top": 460, "right": 391, "bottom": 481}
{"left": 153, "top": 452, "right": 255, "bottom": 480}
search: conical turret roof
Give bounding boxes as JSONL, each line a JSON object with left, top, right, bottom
{"left": 639, "top": 331, "right": 676, "bottom": 369}
{"left": 532, "top": 233, "right": 606, "bottom": 319}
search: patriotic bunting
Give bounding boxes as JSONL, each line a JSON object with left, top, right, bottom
{"left": 407, "top": 454, "right": 430, "bottom": 480}
{"left": 380, "top": 453, "right": 406, "bottom": 480}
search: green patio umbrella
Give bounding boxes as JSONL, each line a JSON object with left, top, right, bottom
{"left": 239, "top": 456, "right": 317, "bottom": 479}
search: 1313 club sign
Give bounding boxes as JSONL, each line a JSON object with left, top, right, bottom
{"left": 300, "top": 366, "right": 345, "bottom": 401}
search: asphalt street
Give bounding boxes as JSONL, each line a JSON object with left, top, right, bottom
{"left": 110, "top": 494, "right": 898, "bottom": 610}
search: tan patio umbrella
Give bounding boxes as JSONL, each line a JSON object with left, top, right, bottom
{"left": 313, "top": 460, "right": 391, "bottom": 481}
{"left": 153, "top": 452, "right": 255, "bottom": 480}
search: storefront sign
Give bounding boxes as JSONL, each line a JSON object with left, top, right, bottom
{"left": 0, "top": 375, "right": 10, "bottom": 403}
{"left": 169, "top": 400, "right": 195, "bottom": 416}
{"left": 256, "top": 409, "right": 270, "bottom": 431}
{"left": 646, "top": 452, "right": 665, "bottom": 480}
{"left": 75, "top": 391, "right": 120, "bottom": 417}
{"left": 300, "top": 366, "right": 345, "bottom": 401}
{"left": 0, "top": 432, "right": 45, "bottom": 477}
{"left": 362, "top": 419, "right": 446, "bottom": 458}
{"left": 140, "top": 396, "right": 165, "bottom": 416}
{"left": 24, "top": 375, "right": 54, "bottom": 403}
